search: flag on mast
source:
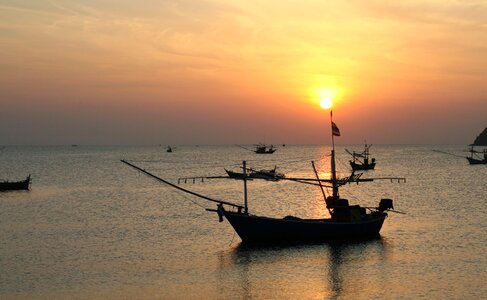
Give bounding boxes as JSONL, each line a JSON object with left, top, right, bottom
{"left": 332, "top": 122, "right": 341, "bottom": 136}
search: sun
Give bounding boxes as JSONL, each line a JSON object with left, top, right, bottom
{"left": 320, "top": 98, "right": 333, "bottom": 109}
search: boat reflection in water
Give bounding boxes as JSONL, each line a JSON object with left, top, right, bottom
{"left": 216, "top": 238, "right": 389, "bottom": 299}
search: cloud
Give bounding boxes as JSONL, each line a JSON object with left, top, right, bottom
{"left": 0, "top": 0, "right": 486, "bottom": 144}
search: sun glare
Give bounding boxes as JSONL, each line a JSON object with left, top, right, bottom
{"left": 320, "top": 98, "right": 333, "bottom": 109}
{"left": 309, "top": 86, "right": 341, "bottom": 109}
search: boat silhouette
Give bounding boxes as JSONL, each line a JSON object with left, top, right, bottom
{"left": 0, "top": 175, "right": 31, "bottom": 191}
{"left": 224, "top": 166, "right": 284, "bottom": 181}
{"left": 121, "top": 111, "right": 405, "bottom": 243}
{"left": 346, "top": 143, "right": 376, "bottom": 170}
{"left": 466, "top": 145, "right": 487, "bottom": 164}
{"left": 433, "top": 145, "right": 487, "bottom": 165}
{"left": 236, "top": 144, "right": 277, "bottom": 154}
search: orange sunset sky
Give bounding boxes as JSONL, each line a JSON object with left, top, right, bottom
{"left": 1, "top": 0, "right": 486, "bottom": 145}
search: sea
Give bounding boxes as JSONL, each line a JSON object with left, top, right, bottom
{"left": 1, "top": 145, "right": 486, "bottom": 299}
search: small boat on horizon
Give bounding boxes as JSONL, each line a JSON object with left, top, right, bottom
{"left": 166, "top": 146, "right": 173, "bottom": 153}
{"left": 236, "top": 144, "right": 277, "bottom": 154}
{"left": 433, "top": 145, "right": 487, "bottom": 165}
{"left": 466, "top": 145, "right": 487, "bottom": 165}
{"left": 463, "top": 127, "right": 487, "bottom": 164}
{"left": 253, "top": 143, "right": 276, "bottom": 154}
{"left": 225, "top": 166, "right": 285, "bottom": 181}
{"left": 0, "top": 175, "right": 31, "bottom": 191}
{"left": 346, "top": 143, "right": 376, "bottom": 171}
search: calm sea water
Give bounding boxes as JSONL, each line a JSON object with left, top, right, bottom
{"left": 1, "top": 145, "right": 486, "bottom": 299}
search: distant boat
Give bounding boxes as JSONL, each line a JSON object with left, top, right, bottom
{"left": 225, "top": 166, "right": 285, "bottom": 181}
{"left": 466, "top": 145, "right": 487, "bottom": 165}
{"left": 253, "top": 144, "right": 276, "bottom": 154}
{"left": 235, "top": 143, "right": 277, "bottom": 154}
{"left": 166, "top": 146, "right": 173, "bottom": 153}
{"left": 466, "top": 127, "right": 487, "bottom": 164}
{"left": 433, "top": 145, "right": 487, "bottom": 165}
{"left": 122, "top": 111, "right": 405, "bottom": 243}
{"left": 0, "top": 175, "right": 31, "bottom": 191}
{"left": 346, "top": 143, "right": 376, "bottom": 171}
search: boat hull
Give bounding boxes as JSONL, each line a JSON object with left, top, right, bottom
{"left": 254, "top": 149, "right": 276, "bottom": 154}
{"left": 350, "top": 161, "right": 376, "bottom": 170}
{"left": 223, "top": 211, "right": 387, "bottom": 243}
{"left": 0, "top": 175, "right": 30, "bottom": 191}
{"left": 225, "top": 169, "right": 284, "bottom": 181}
{"left": 466, "top": 157, "right": 487, "bottom": 165}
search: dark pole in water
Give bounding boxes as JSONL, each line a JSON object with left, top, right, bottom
{"left": 243, "top": 160, "right": 248, "bottom": 214}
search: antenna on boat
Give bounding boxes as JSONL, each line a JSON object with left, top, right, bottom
{"left": 243, "top": 160, "right": 248, "bottom": 214}
{"left": 330, "top": 110, "right": 339, "bottom": 199}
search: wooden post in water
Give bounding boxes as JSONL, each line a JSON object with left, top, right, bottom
{"left": 243, "top": 160, "right": 248, "bottom": 214}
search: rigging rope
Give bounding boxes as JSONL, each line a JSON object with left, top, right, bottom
{"left": 229, "top": 231, "right": 236, "bottom": 246}
{"left": 169, "top": 188, "right": 207, "bottom": 209}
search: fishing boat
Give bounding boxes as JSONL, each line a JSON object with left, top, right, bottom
{"left": 121, "top": 111, "right": 405, "bottom": 243}
{"left": 346, "top": 143, "right": 376, "bottom": 171}
{"left": 433, "top": 146, "right": 487, "bottom": 165}
{"left": 235, "top": 143, "right": 277, "bottom": 154}
{"left": 166, "top": 146, "right": 173, "bottom": 153}
{"left": 225, "top": 166, "right": 285, "bottom": 181}
{"left": 0, "top": 175, "right": 31, "bottom": 191}
{"left": 254, "top": 144, "right": 276, "bottom": 154}
{"left": 466, "top": 145, "right": 487, "bottom": 165}
{"left": 176, "top": 165, "right": 285, "bottom": 183}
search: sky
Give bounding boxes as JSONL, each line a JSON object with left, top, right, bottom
{"left": 1, "top": 0, "right": 486, "bottom": 145}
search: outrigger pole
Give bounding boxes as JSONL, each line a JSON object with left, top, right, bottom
{"left": 120, "top": 159, "right": 245, "bottom": 211}
{"left": 235, "top": 144, "right": 253, "bottom": 152}
{"left": 432, "top": 149, "right": 467, "bottom": 158}
{"left": 312, "top": 161, "right": 331, "bottom": 215}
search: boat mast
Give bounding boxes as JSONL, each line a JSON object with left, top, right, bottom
{"left": 243, "top": 160, "right": 248, "bottom": 214}
{"left": 330, "top": 110, "right": 339, "bottom": 199}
